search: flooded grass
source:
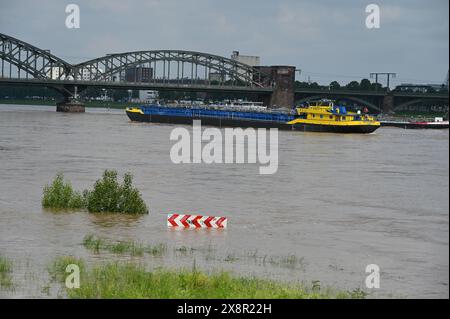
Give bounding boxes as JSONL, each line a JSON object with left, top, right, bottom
{"left": 145, "top": 243, "right": 167, "bottom": 257}
{"left": 49, "top": 258, "right": 364, "bottom": 299}
{"left": 83, "top": 235, "right": 165, "bottom": 257}
{"left": 48, "top": 256, "right": 85, "bottom": 282}
{"left": 42, "top": 170, "right": 148, "bottom": 214}
{"left": 174, "top": 246, "right": 195, "bottom": 256}
{"left": 0, "top": 255, "right": 13, "bottom": 288}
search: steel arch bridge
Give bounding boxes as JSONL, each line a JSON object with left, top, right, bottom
{"left": 0, "top": 32, "right": 268, "bottom": 88}
{"left": 0, "top": 33, "right": 72, "bottom": 80}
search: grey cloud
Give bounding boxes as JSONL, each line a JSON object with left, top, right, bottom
{"left": 0, "top": 0, "right": 448, "bottom": 85}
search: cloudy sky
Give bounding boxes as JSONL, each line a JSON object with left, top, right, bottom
{"left": 0, "top": 0, "right": 448, "bottom": 86}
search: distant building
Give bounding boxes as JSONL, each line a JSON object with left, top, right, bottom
{"left": 125, "top": 67, "right": 153, "bottom": 83}
{"left": 78, "top": 68, "right": 105, "bottom": 81}
{"left": 45, "top": 67, "right": 68, "bottom": 80}
{"left": 230, "top": 51, "right": 260, "bottom": 82}
{"left": 139, "top": 90, "right": 159, "bottom": 102}
{"left": 45, "top": 67, "right": 106, "bottom": 81}
{"left": 231, "top": 51, "right": 260, "bottom": 67}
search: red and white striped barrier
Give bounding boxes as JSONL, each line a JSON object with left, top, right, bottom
{"left": 167, "top": 214, "right": 227, "bottom": 229}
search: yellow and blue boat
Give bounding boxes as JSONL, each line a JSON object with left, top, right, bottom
{"left": 287, "top": 100, "right": 380, "bottom": 133}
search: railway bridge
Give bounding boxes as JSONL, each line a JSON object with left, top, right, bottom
{"left": 0, "top": 32, "right": 448, "bottom": 113}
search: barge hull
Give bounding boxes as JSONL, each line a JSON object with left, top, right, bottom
{"left": 126, "top": 111, "right": 293, "bottom": 130}
{"left": 292, "top": 123, "right": 379, "bottom": 133}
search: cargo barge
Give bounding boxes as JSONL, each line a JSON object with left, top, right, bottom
{"left": 126, "top": 105, "right": 294, "bottom": 130}
{"left": 126, "top": 101, "right": 381, "bottom": 134}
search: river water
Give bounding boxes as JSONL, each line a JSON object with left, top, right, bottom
{"left": 0, "top": 104, "right": 448, "bottom": 298}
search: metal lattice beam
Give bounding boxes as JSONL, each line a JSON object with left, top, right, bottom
{"left": 0, "top": 33, "right": 72, "bottom": 79}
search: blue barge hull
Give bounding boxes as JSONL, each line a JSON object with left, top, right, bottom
{"left": 126, "top": 105, "right": 295, "bottom": 130}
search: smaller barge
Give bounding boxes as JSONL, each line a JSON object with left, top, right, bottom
{"left": 380, "top": 117, "right": 449, "bottom": 129}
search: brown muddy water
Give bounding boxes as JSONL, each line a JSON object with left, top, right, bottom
{"left": 0, "top": 104, "right": 448, "bottom": 298}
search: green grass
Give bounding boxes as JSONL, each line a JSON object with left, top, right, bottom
{"left": 42, "top": 170, "right": 148, "bottom": 214}
{"left": 0, "top": 255, "right": 13, "bottom": 288}
{"left": 42, "top": 173, "right": 85, "bottom": 210}
{"left": 48, "top": 256, "right": 85, "bottom": 282}
{"left": 83, "top": 235, "right": 165, "bottom": 257}
{"left": 49, "top": 259, "right": 365, "bottom": 299}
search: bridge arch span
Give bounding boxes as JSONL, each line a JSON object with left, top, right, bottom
{"left": 73, "top": 50, "right": 268, "bottom": 87}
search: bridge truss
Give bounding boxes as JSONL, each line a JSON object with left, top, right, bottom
{"left": 0, "top": 33, "right": 268, "bottom": 88}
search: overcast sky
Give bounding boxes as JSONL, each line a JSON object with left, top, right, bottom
{"left": 0, "top": 0, "right": 448, "bottom": 86}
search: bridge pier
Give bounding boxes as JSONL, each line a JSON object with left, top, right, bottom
{"left": 269, "top": 66, "right": 296, "bottom": 109}
{"left": 255, "top": 65, "right": 296, "bottom": 108}
{"left": 56, "top": 85, "right": 85, "bottom": 112}
{"left": 382, "top": 94, "right": 394, "bottom": 113}
{"left": 56, "top": 100, "right": 85, "bottom": 112}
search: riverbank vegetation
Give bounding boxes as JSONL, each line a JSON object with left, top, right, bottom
{"left": 0, "top": 255, "right": 13, "bottom": 288}
{"left": 49, "top": 256, "right": 366, "bottom": 299}
{"left": 42, "top": 170, "right": 148, "bottom": 214}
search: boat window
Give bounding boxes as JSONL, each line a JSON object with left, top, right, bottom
{"left": 329, "top": 115, "right": 333, "bottom": 119}
{"left": 320, "top": 115, "right": 323, "bottom": 119}
{"left": 343, "top": 116, "right": 346, "bottom": 120}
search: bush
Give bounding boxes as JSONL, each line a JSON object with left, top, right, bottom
{"left": 83, "top": 170, "right": 148, "bottom": 214}
{"left": 42, "top": 170, "right": 148, "bottom": 214}
{"left": 42, "top": 173, "right": 85, "bottom": 210}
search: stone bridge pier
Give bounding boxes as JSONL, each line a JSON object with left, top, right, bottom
{"left": 256, "top": 65, "right": 296, "bottom": 109}
{"left": 55, "top": 85, "right": 85, "bottom": 113}
{"left": 382, "top": 94, "right": 394, "bottom": 113}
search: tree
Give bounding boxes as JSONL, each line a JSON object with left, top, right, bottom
{"left": 371, "top": 82, "right": 383, "bottom": 91}
{"left": 346, "top": 81, "right": 360, "bottom": 90}
{"left": 360, "top": 79, "right": 372, "bottom": 91}
{"left": 329, "top": 81, "right": 341, "bottom": 90}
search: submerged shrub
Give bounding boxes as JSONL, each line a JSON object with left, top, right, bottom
{"left": 84, "top": 170, "right": 148, "bottom": 214}
{"left": 42, "top": 170, "right": 148, "bottom": 214}
{"left": 42, "top": 173, "right": 85, "bottom": 210}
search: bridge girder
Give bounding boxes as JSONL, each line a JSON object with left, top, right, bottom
{"left": 0, "top": 33, "right": 72, "bottom": 79}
